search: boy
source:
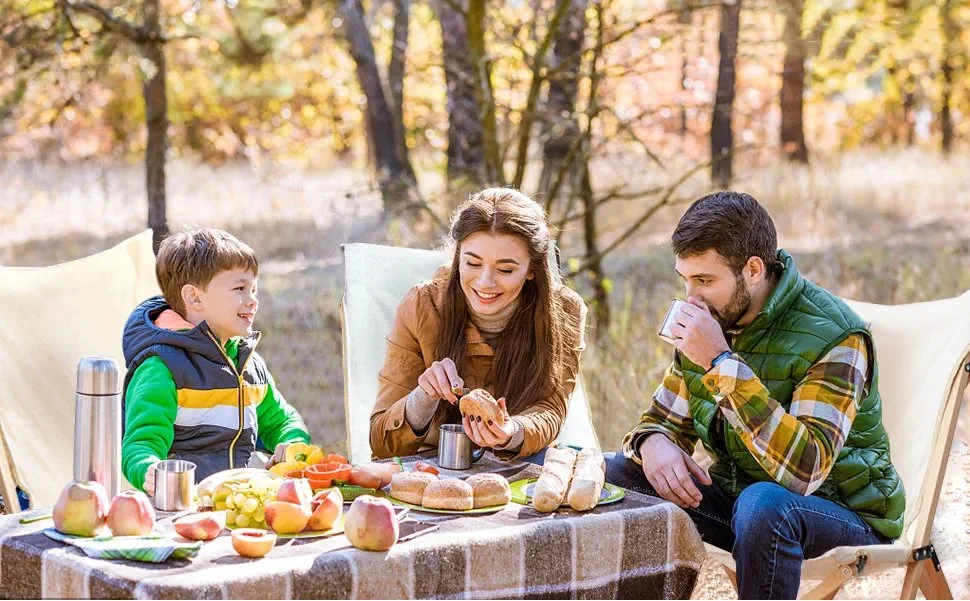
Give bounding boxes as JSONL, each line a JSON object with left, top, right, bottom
{"left": 121, "top": 228, "right": 310, "bottom": 495}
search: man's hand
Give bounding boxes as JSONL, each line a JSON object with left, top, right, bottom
{"left": 144, "top": 462, "right": 159, "bottom": 497}
{"left": 463, "top": 397, "right": 514, "bottom": 447}
{"left": 639, "top": 434, "right": 712, "bottom": 508}
{"left": 669, "top": 297, "right": 731, "bottom": 369}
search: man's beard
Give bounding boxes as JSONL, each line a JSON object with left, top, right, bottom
{"left": 710, "top": 275, "right": 751, "bottom": 331}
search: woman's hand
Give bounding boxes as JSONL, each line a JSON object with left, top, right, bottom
{"left": 462, "top": 397, "right": 514, "bottom": 447}
{"left": 417, "top": 359, "right": 464, "bottom": 404}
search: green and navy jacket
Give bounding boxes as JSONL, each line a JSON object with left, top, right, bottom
{"left": 121, "top": 296, "right": 310, "bottom": 490}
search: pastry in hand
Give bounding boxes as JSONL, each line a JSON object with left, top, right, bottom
{"left": 465, "top": 473, "right": 512, "bottom": 508}
{"left": 459, "top": 388, "right": 506, "bottom": 426}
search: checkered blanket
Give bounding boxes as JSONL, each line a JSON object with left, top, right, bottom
{"left": 0, "top": 454, "right": 704, "bottom": 599}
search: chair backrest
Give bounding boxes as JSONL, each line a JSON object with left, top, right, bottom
{"left": 0, "top": 231, "right": 160, "bottom": 512}
{"left": 340, "top": 242, "right": 599, "bottom": 465}
{"left": 843, "top": 291, "right": 970, "bottom": 542}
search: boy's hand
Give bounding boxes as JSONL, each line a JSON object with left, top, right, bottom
{"left": 144, "top": 462, "right": 159, "bottom": 497}
{"left": 267, "top": 443, "right": 291, "bottom": 469}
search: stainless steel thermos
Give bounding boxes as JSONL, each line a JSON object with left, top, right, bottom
{"left": 73, "top": 356, "right": 122, "bottom": 498}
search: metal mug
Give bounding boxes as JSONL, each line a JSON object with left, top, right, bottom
{"left": 153, "top": 459, "right": 196, "bottom": 511}
{"left": 658, "top": 298, "right": 689, "bottom": 344}
{"left": 437, "top": 424, "right": 485, "bottom": 470}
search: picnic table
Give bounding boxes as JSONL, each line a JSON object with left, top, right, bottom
{"left": 0, "top": 453, "right": 705, "bottom": 599}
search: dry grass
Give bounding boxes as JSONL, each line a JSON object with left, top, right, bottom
{"left": 2, "top": 150, "right": 968, "bottom": 597}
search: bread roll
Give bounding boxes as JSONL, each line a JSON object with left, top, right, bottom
{"left": 422, "top": 478, "right": 474, "bottom": 510}
{"left": 466, "top": 473, "right": 511, "bottom": 508}
{"left": 390, "top": 471, "right": 438, "bottom": 505}
{"left": 531, "top": 446, "right": 577, "bottom": 512}
{"left": 459, "top": 389, "right": 506, "bottom": 426}
{"left": 567, "top": 448, "right": 606, "bottom": 511}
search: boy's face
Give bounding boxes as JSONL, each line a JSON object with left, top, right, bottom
{"left": 187, "top": 269, "right": 258, "bottom": 342}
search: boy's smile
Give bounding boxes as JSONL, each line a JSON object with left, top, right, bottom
{"left": 188, "top": 268, "right": 259, "bottom": 342}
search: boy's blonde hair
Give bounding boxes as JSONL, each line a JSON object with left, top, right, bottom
{"left": 156, "top": 228, "right": 259, "bottom": 316}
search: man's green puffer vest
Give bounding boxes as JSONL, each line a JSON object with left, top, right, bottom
{"left": 679, "top": 250, "right": 904, "bottom": 539}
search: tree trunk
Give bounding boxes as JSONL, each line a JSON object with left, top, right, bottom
{"left": 435, "top": 0, "right": 486, "bottom": 190}
{"left": 339, "top": 0, "right": 414, "bottom": 211}
{"left": 711, "top": 0, "right": 741, "bottom": 188}
{"left": 940, "top": 0, "right": 955, "bottom": 156}
{"left": 779, "top": 0, "right": 808, "bottom": 163}
{"left": 388, "top": 0, "right": 415, "bottom": 180}
{"left": 466, "top": 0, "right": 504, "bottom": 185}
{"left": 141, "top": 0, "right": 169, "bottom": 251}
{"left": 538, "top": 0, "right": 587, "bottom": 203}
{"left": 579, "top": 159, "right": 609, "bottom": 329}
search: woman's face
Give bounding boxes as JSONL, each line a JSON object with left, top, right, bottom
{"left": 459, "top": 231, "right": 533, "bottom": 315}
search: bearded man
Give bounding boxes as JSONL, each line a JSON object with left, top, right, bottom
{"left": 607, "top": 191, "right": 904, "bottom": 599}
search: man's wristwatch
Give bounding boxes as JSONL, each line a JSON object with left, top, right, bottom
{"left": 709, "top": 350, "right": 733, "bottom": 370}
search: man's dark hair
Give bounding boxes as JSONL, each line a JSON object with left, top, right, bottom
{"left": 671, "top": 191, "right": 782, "bottom": 275}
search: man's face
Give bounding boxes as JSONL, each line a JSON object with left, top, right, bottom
{"left": 675, "top": 250, "right": 752, "bottom": 330}
{"left": 195, "top": 269, "right": 259, "bottom": 341}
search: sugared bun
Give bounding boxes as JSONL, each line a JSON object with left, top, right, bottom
{"left": 390, "top": 471, "right": 439, "bottom": 505}
{"left": 466, "top": 473, "right": 511, "bottom": 508}
{"left": 422, "top": 478, "right": 474, "bottom": 511}
{"left": 459, "top": 388, "right": 506, "bottom": 426}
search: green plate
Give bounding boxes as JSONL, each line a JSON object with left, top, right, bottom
{"left": 385, "top": 496, "right": 508, "bottom": 515}
{"left": 509, "top": 478, "right": 625, "bottom": 508}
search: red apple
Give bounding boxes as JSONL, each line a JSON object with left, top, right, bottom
{"left": 275, "top": 478, "right": 313, "bottom": 509}
{"left": 306, "top": 488, "right": 343, "bottom": 531}
{"left": 52, "top": 480, "right": 109, "bottom": 537}
{"left": 106, "top": 490, "right": 156, "bottom": 536}
{"left": 344, "top": 495, "right": 399, "bottom": 551}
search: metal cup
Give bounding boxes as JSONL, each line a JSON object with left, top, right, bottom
{"left": 153, "top": 460, "right": 196, "bottom": 511}
{"left": 658, "top": 299, "right": 688, "bottom": 344}
{"left": 437, "top": 424, "right": 485, "bottom": 470}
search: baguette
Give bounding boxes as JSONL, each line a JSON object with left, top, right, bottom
{"left": 566, "top": 448, "right": 606, "bottom": 511}
{"left": 531, "top": 446, "right": 577, "bottom": 512}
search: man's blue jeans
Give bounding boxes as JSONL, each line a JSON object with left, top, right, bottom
{"left": 604, "top": 452, "right": 888, "bottom": 599}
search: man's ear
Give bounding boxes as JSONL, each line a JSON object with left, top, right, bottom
{"left": 181, "top": 284, "right": 203, "bottom": 312}
{"left": 745, "top": 256, "right": 767, "bottom": 283}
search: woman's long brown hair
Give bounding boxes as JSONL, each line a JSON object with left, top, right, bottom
{"left": 436, "top": 188, "right": 571, "bottom": 414}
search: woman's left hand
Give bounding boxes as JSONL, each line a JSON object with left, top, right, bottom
{"left": 462, "top": 397, "right": 514, "bottom": 447}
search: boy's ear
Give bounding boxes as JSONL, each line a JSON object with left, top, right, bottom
{"left": 181, "top": 284, "right": 203, "bottom": 312}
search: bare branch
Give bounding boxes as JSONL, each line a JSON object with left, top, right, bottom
{"left": 59, "top": 0, "right": 144, "bottom": 41}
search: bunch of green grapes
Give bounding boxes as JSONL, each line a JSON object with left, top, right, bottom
{"left": 211, "top": 477, "right": 281, "bottom": 530}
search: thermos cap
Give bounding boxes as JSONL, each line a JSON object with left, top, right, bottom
{"left": 76, "top": 356, "right": 121, "bottom": 396}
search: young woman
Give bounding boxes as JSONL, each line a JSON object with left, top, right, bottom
{"left": 369, "top": 188, "right": 587, "bottom": 460}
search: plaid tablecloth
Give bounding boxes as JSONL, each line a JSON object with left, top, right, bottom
{"left": 0, "top": 454, "right": 705, "bottom": 599}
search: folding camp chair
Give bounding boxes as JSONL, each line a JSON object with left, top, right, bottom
{"left": 340, "top": 242, "right": 600, "bottom": 466}
{"left": 0, "top": 231, "right": 160, "bottom": 513}
{"left": 705, "top": 291, "right": 970, "bottom": 599}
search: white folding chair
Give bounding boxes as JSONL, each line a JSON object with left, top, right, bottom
{"left": 0, "top": 231, "right": 160, "bottom": 512}
{"left": 340, "top": 242, "right": 599, "bottom": 465}
{"left": 705, "top": 291, "right": 970, "bottom": 599}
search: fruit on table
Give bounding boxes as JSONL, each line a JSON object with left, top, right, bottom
{"left": 173, "top": 511, "right": 226, "bottom": 541}
{"left": 212, "top": 475, "right": 280, "bottom": 530}
{"left": 306, "top": 488, "right": 343, "bottom": 531}
{"left": 284, "top": 442, "right": 321, "bottom": 464}
{"left": 305, "top": 461, "right": 352, "bottom": 489}
{"left": 52, "top": 480, "right": 109, "bottom": 537}
{"left": 231, "top": 528, "right": 277, "bottom": 558}
{"left": 264, "top": 500, "right": 311, "bottom": 534}
{"left": 344, "top": 495, "right": 399, "bottom": 551}
{"left": 275, "top": 478, "right": 313, "bottom": 506}
{"left": 106, "top": 490, "right": 156, "bottom": 536}
{"left": 268, "top": 460, "right": 307, "bottom": 477}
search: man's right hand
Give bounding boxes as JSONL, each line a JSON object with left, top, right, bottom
{"left": 144, "top": 462, "right": 159, "bottom": 497}
{"left": 417, "top": 359, "right": 463, "bottom": 405}
{"left": 639, "top": 434, "right": 712, "bottom": 508}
